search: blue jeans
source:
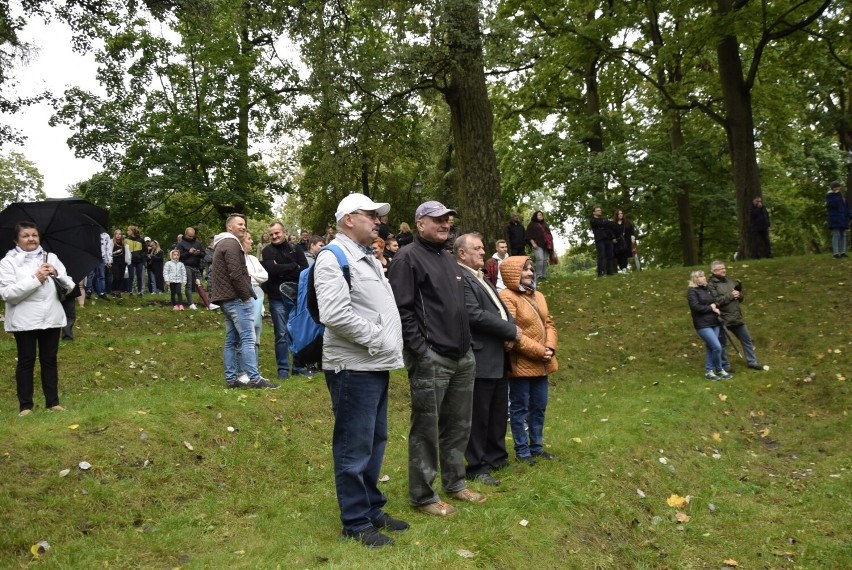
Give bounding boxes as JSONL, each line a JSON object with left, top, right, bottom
{"left": 268, "top": 298, "right": 292, "bottom": 378}
{"left": 696, "top": 326, "right": 723, "bottom": 373}
{"left": 325, "top": 369, "right": 389, "bottom": 532}
{"left": 128, "top": 260, "right": 145, "bottom": 293}
{"left": 531, "top": 246, "right": 547, "bottom": 280}
{"left": 509, "top": 376, "right": 549, "bottom": 458}
{"left": 221, "top": 299, "right": 259, "bottom": 382}
{"left": 831, "top": 228, "right": 847, "bottom": 255}
{"left": 720, "top": 323, "right": 758, "bottom": 368}
{"left": 86, "top": 262, "right": 106, "bottom": 294}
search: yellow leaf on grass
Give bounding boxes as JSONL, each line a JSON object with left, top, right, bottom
{"left": 724, "top": 559, "right": 739, "bottom": 567}
{"left": 711, "top": 433, "right": 721, "bottom": 440}
{"left": 759, "top": 428, "right": 771, "bottom": 438}
{"left": 667, "top": 494, "right": 688, "bottom": 508}
{"left": 675, "top": 512, "right": 690, "bottom": 523}
{"left": 807, "top": 411, "right": 818, "bottom": 418}
{"left": 572, "top": 437, "right": 582, "bottom": 443}
{"left": 718, "top": 393, "right": 728, "bottom": 401}
{"left": 68, "top": 424, "right": 79, "bottom": 430}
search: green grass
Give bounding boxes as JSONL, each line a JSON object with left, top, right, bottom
{"left": 1, "top": 255, "right": 849, "bottom": 569}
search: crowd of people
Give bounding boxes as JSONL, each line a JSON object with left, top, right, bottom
{"left": 2, "top": 179, "right": 849, "bottom": 549}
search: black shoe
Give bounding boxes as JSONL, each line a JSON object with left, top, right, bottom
{"left": 747, "top": 363, "right": 765, "bottom": 370}
{"left": 249, "top": 377, "right": 280, "bottom": 389}
{"left": 517, "top": 455, "right": 537, "bottom": 466}
{"left": 532, "top": 450, "right": 558, "bottom": 461}
{"left": 372, "top": 512, "right": 410, "bottom": 532}
{"left": 723, "top": 366, "right": 734, "bottom": 373}
{"left": 469, "top": 472, "right": 501, "bottom": 486}
{"left": 341, "top": 527, "right": 394, "bottom": 548}
{"left": 842, "top": 253, "right": 848, "bottom": 258}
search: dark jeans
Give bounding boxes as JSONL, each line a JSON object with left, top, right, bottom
{"left": 128, "top": 260, "right": 145, "bottom": 293}
{"left": 14, "top": 328, "right": 61, "bottom": 412}
{"left": 86, "top": 262, "right": 106, "bottom": 295}
{"left": 170, "top": 283, "right": 184, "bottom": 306}
{"left": 465, "top": 375, "right": 509, "bottom": 476}
{"left": 751, "top": 230, "right": 771, "bottom": 259}
{"left": 509, "top": 376, "right": 549, "bottom": 458}
{"left": 185, "top": 266, "right": 202, "bottom": 305}
{"left": 596, "top": 240, "right": 614, "bottom": 276}
{"left": 111, "top": 261, "right": 126, "bottom": 293}
{"left": 325, "top": 369, "right": 390, "bottom": 532}
{"left": 404, "top": 348, "right": 476, "bottom": 506}
{"left": 720, "top": 323, "right": 759, "bottom": 368}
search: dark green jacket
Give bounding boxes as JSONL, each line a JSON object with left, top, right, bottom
{"left": 708, "top": 275, "right": 745, "bottom": 326}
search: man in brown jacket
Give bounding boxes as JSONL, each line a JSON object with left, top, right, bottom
{"left": 211, "top": 214, "right": 278, "bottom": 389}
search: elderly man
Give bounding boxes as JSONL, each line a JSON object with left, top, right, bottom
{"left": 210, "top": 214, "right": 278, "bottom": 389}
{"left": 708, "top": 260, "right": 764, "bottom": 372}
{"left": 261, "top": 221, "right": 308, "bottom": 379}
{"left": 177, "top": 227, "right": 205, "bottom": 308}
{"left": 456, "top": 233, "right": 521, "bottom": 486}
{"left": 388, "top": 201, "right": 484, "bottom": 517}
{"left": 315, "top": 193, "right": 408, "bottom": 548}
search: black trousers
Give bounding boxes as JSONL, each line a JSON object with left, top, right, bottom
{"left": 465, "top": 375, "right": 509, "bottom": 476}
{"left": 596, "top": 240, "right": 614, "bottom": 276}
{"left": 14, "top": 327, "right": 61, "bottom": 412}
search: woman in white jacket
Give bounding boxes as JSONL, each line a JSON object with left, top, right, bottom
{"left": 0, "top": 221, "right": 75, "bottom": 416}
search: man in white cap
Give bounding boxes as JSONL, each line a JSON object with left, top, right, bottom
{"left": 315, "top": 193, "right": 408, "bottom": 548}
{"left": 388, "top": 201, "right": 484, "bottom": 517}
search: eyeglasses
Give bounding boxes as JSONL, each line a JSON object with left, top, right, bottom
{"left": 350, "top": 210, "right": 380, "bottom": 220}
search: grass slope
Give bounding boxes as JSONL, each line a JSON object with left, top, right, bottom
{"left": 1, "top": 256, "right": 849, "bottom": 569}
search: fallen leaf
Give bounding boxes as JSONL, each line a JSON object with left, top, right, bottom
{"left": 659, "top": 457, "right": 668, "bottom": 465}
{"left": 723, "top": 559, "right": 738, "bottom": 567}
{"left": 759, "top": 428, "right": 771, "bottom": 438}
{"left": 68, "top": 424, "right": 79, "bottom": 430}
{"left": 572, "top": 437, "right": 582, "bottom": 443}
{"left": 457, "top": 549, "right": 476, "bottom": 559}
{"left": 711, "top": 433, "right": 721, "bottom": 441}
{"left": 636, "top": 489, "right": 646, "bottom": 498}
{"left": 183, "top": 441, "right": 194, "bottom": 451}
{"left": 675, "top": 512, "right": 690, "bottom": 523}
{"left": 379, "top": 474, "right": 390, "bottom": 482}
{"left": 807, "top": 411, "right": 818, "bottom": 418}
{"left": 59, "top": 469, "right": 70, "bottom": 477}
{"left": 30, "top": 541, "right": 50, "bottom": 558}
{"left": 718, "top": 393, "right": 728, "bottom": 402}
{"left": 519, "top": 519, "right": 529, "bottom": 527}
{"left": 78, "top": 461, "right": 91, "bottom": 470}
{"left": 667, "top": 494, "right": 688, "bottom": 508}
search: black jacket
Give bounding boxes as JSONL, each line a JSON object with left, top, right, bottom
{"left": 687, "top": 285, "right": 720, "bottom": 330}
{"left": 461, "top": 268, "right": 517, "bottom": 378}
{"left": 591, "top": 217, "right": 615, "bottom": 242}
{"left": 177, "top": 237, "right": 204, "bottom": 269}
{"left": 261, "top": 241, "right": 308, "bottom": 300}
{"left": 506, "top": 221, "right": 525, "bottom": 253}
{"left": 749, "top": 205, "right": 770, "bottom": 232}
{"left": 388, "top": 235, "right": 471, "bottom": 359}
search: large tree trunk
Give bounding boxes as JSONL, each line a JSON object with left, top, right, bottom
{"left": 441, "top": 0, "right": 504, "bottom": 249}
{"left": 669, "top": 112, "right": 698, "bottom": 265}
{"left": 716, "top": 0, "right": 763, "bottom": 259}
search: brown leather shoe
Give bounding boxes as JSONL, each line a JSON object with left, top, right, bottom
{"left": 449, "top": 488, "right": 487, "bottom": 504}
{"left": 417, "top": 501, "right": 458, "bottom": 516}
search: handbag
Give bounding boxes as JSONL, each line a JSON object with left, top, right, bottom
{"left": 42, "top": 252, "right": 70, "bottom": 301}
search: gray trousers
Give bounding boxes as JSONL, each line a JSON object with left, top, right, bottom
{"left": 404, "top": 347, "right": 476, "bottom": 506}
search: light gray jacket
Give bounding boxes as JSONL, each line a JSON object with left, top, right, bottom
{"left": 315, "top": 233, "right": 403, "bottom": 372}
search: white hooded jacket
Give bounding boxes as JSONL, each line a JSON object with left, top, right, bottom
{"left": 0, "top": 248, "right": 73, "bottom": 332}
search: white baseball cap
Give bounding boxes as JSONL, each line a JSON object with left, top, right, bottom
{"left": 334, "top": 193, "right": 391, "bottom": 222}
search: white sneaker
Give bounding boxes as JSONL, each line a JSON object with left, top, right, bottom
{"left": 236, "top": 373, "right": 250, "bottom": 385}
{"left": 208, "top": 303, "right": 219, "bottom": 310}
{"left": 189, "top": 304, "right": 198, "bottom": 310}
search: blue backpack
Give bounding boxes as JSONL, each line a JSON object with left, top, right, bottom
{"left": 287, "top": 245, "right": 350, "bottom": 366}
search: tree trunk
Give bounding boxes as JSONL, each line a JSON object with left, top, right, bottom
{"left": 441, "top": 0, "right": 504, "bottom": 249}
{"left": 716, "top": 0, "right": 762, "bottom": 259}
{"left": 669, "top": 112, "right": 698, "bottom": 265}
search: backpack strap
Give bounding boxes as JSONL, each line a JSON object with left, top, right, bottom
{"left": 321, "top": 244, "right": 351, "bottom": 289}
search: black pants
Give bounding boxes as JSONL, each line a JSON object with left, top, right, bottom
{"left": 464, "top": 375, "right": 509, "bottom": 476}
{"left": 596, "top": 240, "right": 614, "bottom": 276}
{"left": 170, "top": 282, "right": 184, "bottom": 306}
{"left": 111, "top": 261, "right": 126, "bottom": 293}
{"left": 14, "top": 328, "right": 61, "bottom": 412}
{"left": 751, "top": 231, "right": 772, "bottom": 259}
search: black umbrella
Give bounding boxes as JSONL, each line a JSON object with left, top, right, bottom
{"left": 0, "top": 199, "right": 109, "bottom": 284}
{"left": 45, "top": 197, "right": 110, "bottom": 231}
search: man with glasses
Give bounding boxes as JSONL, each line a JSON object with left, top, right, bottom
{"left": 261, "top": 221, "right": 308, "bottom": 379}
{"left": 708, "top": 260, "right": 765, "bottom": 372}
{"left": 315, "top": 193, "right": 408, "bottom": 548}
{"left": 388, "top": 201, "right": 485, "bottom": 518}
